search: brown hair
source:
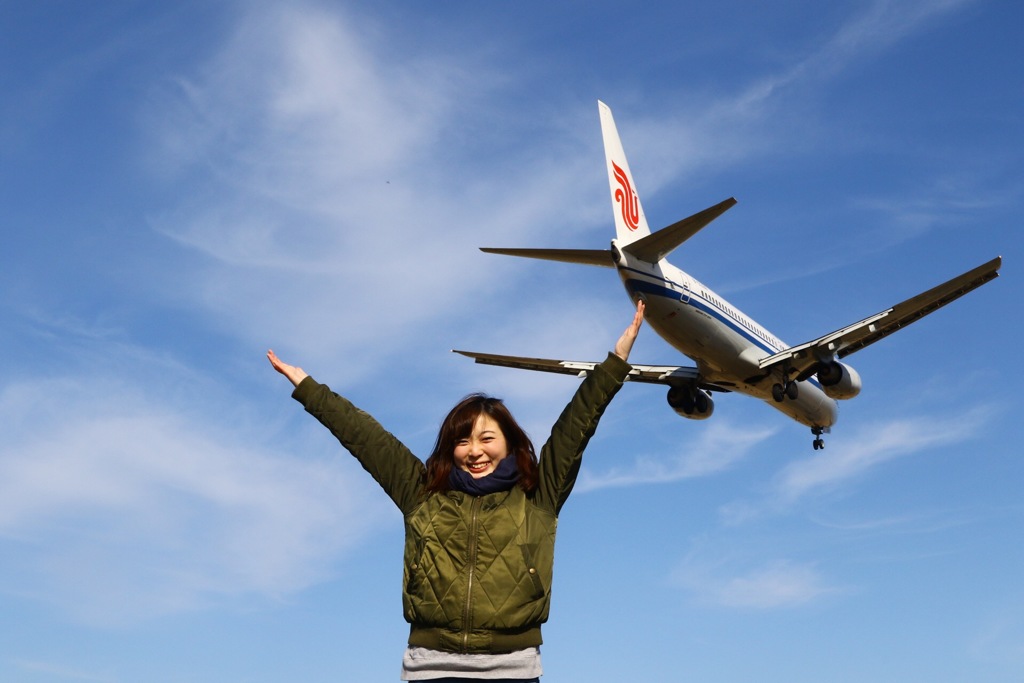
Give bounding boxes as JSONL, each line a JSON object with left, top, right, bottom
{"left": 424, "top": 393, "right": 539, "bottom": 494}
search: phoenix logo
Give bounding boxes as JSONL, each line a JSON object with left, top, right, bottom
{"left": 611, "top": 161, "right": 640, "bottom": 231}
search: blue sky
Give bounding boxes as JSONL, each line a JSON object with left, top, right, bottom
{"left": 1, "top": 1, "right": 1020, "bottom": 681}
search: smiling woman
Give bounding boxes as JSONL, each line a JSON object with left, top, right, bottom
{"left": 455, "top": 412, "right": 509, "bottom": 477}
{"left": 426, "top": 394, "right": 538, "bottom": 495}
{"left": 266, "top": 301, "right": 643, "bottom": 681}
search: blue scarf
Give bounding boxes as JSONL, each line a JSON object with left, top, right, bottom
{"left": 448, "top": 456, "right": 520, "bottom": 496}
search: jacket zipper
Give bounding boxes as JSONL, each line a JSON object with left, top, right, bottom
{"left": 461, "top": 496, "right": 483, "bottom": 652}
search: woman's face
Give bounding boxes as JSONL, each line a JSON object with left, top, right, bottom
{"left": 453, "top": 412, "right": 509, "bottom": 478}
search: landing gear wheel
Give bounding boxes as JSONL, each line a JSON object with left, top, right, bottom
{"left": 786, "top": 381, "right": 799, "bottom": 400}
{"left": 772, "top": 383, "right": 785, "bottom": 402}
{"left": 813, "top": 438, "right": 824, "bottom": 450}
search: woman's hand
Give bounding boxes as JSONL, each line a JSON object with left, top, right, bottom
{"left": 267, "top": 349, "right": 309, "bottom": 387}
{"left": 614, "top": 299, "right": 645, "bottom": 362}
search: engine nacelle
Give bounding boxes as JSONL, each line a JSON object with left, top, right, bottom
{"left": 667, "top": 386, "right": 715, "bottom": 420}
{"left": 816, "top": 361, "right": 862, "bottom": 400}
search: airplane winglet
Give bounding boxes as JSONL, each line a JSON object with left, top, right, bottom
{"left": 621, "top": 197, "right": 737, "bottom": 263}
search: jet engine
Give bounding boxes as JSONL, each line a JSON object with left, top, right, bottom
{"left": 816, "top": 361, "right": 862, "bottom": 399}
{"left": 667, "top": 385, "right": 715, "bottom": 420}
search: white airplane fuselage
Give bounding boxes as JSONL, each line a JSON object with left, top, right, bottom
{"left": 614, "top": 250, "right": 839, "bottom": 428}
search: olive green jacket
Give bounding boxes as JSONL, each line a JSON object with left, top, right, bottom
{"left": 293, "top": 353, "right": 631, "bottom": 654}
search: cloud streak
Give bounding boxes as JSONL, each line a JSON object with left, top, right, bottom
{"left": 136, "top": 2, "right": 609, "bottom": 382}
{"left": 575, "top": 419, "right": 777, "bottom": 493}
{"left": 13, "top": 659, "right": 115, "bottom": 683}
{"left": 672, "top": 554, "right": 842, "bottom": 609}
{"left": 633, "top": 0, "right": 976, "bottom": 170}
{"left": 774, "top": 406, "right": 991, "bottom": 504}
{"left": 0, "top": 372, "right": 388, "bottom": 624}
{"left": 715, "top": 405, "right": 994, "bottom": 529}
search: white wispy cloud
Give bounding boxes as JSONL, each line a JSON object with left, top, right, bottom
{"left": 720, "top": 0, "right": 977, "bottom": 122}
{"left": 969, "top": 603, "right": 1024, "bottom": 667}
{"left": 714, "top": 559, "right": 838, "bottom": 609}
{"left": 139, "top": 2, "right": 602, "bottom": 379}
{"left": 671, "top": 554, "right": 842, "bottom": 609}
{"left": 774, "top": 406, "right": 990, "bottom": 504}
{"left": 716, "top": 405, "right": 993, "bottom": 525}
{"left": 633, "top": 0, "right": 975, "bottom": 170}
{"left": 575, "top": 419, "right": 777, "bottom": 493}
{"left": 14, "top": 659, "right": 115, "bottom": 683}
{"left": 0, "top": 371, "right": 389, "bottom": 624}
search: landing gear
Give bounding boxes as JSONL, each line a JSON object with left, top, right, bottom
{"left": 787, "top": 380, "right": 799, "bottom": 400}
{"left": 771, "top": 379, "right": 799, "bottom": 402}
{"left": 811, "top": 426, "right": 825, "bottom": 450}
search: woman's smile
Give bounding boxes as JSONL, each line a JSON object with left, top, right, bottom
{"left": 453, "top": 413, "right": 509, "bottom": 478}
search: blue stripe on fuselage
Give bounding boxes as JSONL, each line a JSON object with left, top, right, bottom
{"left": 622, "top": 267, "right": 832, "bottom": 409}
{"left": 622, "top": 270, "right": 780, "bottom": 357}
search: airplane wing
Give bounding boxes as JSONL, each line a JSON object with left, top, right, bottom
{"left": 759, "top": 256, "right": 1001, "bottom": 376}
{"left": 452, "top": 350, "right": 729, "bottom": 391}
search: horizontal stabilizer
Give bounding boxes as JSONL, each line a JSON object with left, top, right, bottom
{"left": 480, "top": 247, "right": 614, "bottom": 267}
{"left": 622, "top": 197, "right": 737, "bottom": 263}
{"left": 453, "top": 349, "right": 726, "bottom": 390}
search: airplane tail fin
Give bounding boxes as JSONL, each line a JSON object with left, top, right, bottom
{"left": 599, "top": 101, "right": 651, "bottom": 243}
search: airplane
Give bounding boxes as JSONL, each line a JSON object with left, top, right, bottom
{"left": 454, "top": 101, "right": 1001, "bottom": 449}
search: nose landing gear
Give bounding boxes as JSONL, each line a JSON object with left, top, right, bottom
{"left": 811, "top": 426, "right": 825, "bottom": 450}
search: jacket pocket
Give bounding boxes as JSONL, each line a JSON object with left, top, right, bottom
{"left": 519, "top": 543, "right": 546, "bottom": 600}
{"left": 405, "top": 537, "right": 426, "bottom": 596}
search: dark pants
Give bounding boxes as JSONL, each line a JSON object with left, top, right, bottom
{"left": 423, "top": 679, "right": 540, "bottom": 683}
